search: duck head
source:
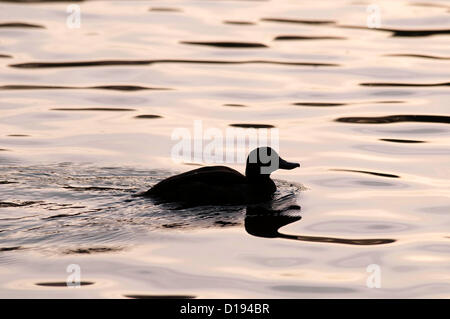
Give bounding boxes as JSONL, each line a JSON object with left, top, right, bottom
{"left": 245, "top": 147, "right": 300, "bottom": 180}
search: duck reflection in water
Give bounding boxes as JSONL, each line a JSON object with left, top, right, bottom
{"left": 245, "top": 194, "right": 395, "bottom": 245}
{"left": 151, "top": 193, "right": 395, "bottom": 246}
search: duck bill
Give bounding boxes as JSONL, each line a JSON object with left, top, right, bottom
{"left": 279, "top": 158, "right": 300, "bottom": 170}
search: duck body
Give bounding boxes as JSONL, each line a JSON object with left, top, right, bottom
{"left": 144, "top": 165, "right": 276, "bottom": 206}
{"left": 143, "top": 147, "right": 299, "bottom": 207}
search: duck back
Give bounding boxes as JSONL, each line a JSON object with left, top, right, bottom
{"left": 144, "top": 166, "right": 274, "bottom": 206}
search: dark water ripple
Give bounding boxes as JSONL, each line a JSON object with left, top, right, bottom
{"left": 383, "top": 28, "right": 450, "bottom": 37}
{"left": 261, "top": 18, "right": 336, "bottom": 25}
{"left": 339, "top": 25, "right": 450, "bottom": 37}
{"left": 336, "top": 115, "right": 450, "bottom": 124}
{"left": 62, "top": 185, "right": 134, "bottom": 191}
{"left": 10, "top": 59, "right": 339, "bottom": 68}
{"left": 91, "top": 85, "right": 170, "bottom": 91}
{"left": 62, "top": 247, "right": 124, "bottom": 254}
{"left": 0, "top": 85, "right": 171, "bottom": 92}
{"left": 274, "top": 35, "right": 346, "bottom": 41}
{"left": 134, "top": 115, "right": 163, "bottom": 119}
{"left": 41, "top": 212, "right": 82, "bottom": 220}
{"left": 180, "top": 41, "right": 268, "bottom": 48}
{"left": 51, "top": 108, "right": 136, "bottom": 112}
{"left": 229, "top": 124, "right": 275, "bottom": 128}
{"left": 294, "top": 101, "right": 404, "bottom": 107}
{"left": 224, "top": 20, "right": 256, "bottom": 25}
{"left": 294, "top": 102, "right": 347, "bottom": 107}
{"left": 223, "top": 103, "right": 248, "bottom": 107}
{"left": 360, "top": 82, "right": 449, "bottom": 87}
{"left": 0, "top": 246, "right": 22, "bottom": 252}
{"left": 35, "top": 281, "right": 94, "bottom": 287}
{"left": 0, "top": 201, "right": 38, "bottom": 207}
{"left": 330, "top": 169, "right": 400, "bottom": 178}
{"left": 385, "top": 54, "right": 450, "bottom": 60}
{"left": 0, "top": 22, "right": 44, "bottom": 29}
{"left": 379, "top": 138, "right": 426, "bottom": 144}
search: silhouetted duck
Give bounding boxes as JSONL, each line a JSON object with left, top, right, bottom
{"left": 144, "top": 147, "right": 300, "bottom": 206}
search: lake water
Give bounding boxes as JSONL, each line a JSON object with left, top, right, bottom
{"left": 0, "top": 0, "right": 449, "bottom": 298}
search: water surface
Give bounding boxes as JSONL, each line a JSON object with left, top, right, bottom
{"left": 0, "top": 0, "right": 449, "bottom": 298}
